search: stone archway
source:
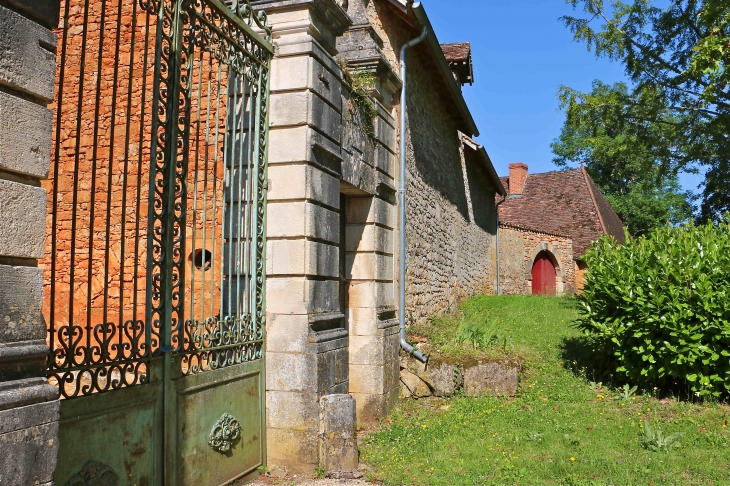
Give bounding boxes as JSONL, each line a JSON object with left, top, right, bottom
{"left": 525, "top": 242, "right": 565, "bottom": 295}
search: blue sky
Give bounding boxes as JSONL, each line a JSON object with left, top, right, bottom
{"left": 422, "top": 0, "right": 703, "bottom": 193}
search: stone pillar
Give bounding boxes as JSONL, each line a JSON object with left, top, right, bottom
{"left": 336, "top": 0, "right": 402, "bottom": 425}
{"left": 252, "top": 0, "right": 352, "bottom": 474}
{"left": 0, "top": 1, "right": 60, "bottom": 485}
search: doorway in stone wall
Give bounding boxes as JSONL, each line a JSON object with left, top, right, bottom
{"left": 531, "top": 251, "right": 557, "bottom": 296}
{"left": 340, "top": 194, "right": 350, "bottom": 329}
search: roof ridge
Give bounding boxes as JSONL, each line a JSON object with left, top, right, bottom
{"left": 497, "top": 167, "right": 582, "bottom": 178}
{"left": 581, "top": 166, "right": 607, "bottom": 234}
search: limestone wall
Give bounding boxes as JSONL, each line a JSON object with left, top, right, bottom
{"left": 498, "top": 224, "right": 575, "bottom": 296}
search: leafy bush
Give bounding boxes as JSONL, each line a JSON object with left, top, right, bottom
{"left": 578, "top": 219, "right": 730, "bottom": 398}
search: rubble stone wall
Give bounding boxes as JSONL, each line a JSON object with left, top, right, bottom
{"left": 368, "top": 4, "right": 499, "bottom": 324}
{"left": 403, "top": 51, "right": 498, "bottom": 323}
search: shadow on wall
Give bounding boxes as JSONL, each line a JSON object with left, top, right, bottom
{"left": 464, "top": 150, "right": 497, "bottom": 233}
{"left": 407, "top": 50, "right": 471, "bottom": 223}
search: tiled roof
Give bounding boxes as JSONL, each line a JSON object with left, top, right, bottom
{"left": 441, "top": 42, "right": 471, "bottom": 62}
{"left": 497, "top": 168, "right": 625, "bottom": 257}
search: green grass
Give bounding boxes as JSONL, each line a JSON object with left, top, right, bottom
{"left": 361, "top": 295, "right": 730, "bottom": 486}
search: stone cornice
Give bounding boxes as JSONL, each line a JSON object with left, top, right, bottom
{"left": 252, "top": 0, "right": 352, "bottom": 38}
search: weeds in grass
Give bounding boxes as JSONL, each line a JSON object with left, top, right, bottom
{"left": 588, "top": 381, "right": 603, "bottom": 392}
{"left": 313, "top": 464, "right": 325, "bottom": 479}
{"left": 615, "top": 384, "right": 639, "bottom": 401}
{"left": 641, "top": 420, "right": 683, "bottom": 453}
{"left": 455, "top": 317, "right": 500, "bottom": 350}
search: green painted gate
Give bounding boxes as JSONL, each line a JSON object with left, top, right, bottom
{"left": 45, "top": 1, "right": 272, "bottom": 484}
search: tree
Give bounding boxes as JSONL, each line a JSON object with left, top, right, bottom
{"left": 560, "top": 0, "right": 730, "bottom": 221}
{"left": 552, "top": 80, "right": 694, "bottom": 235}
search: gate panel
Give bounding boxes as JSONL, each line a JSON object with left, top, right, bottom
{"left": 45, "top": 0, "right": 272, "bottom": 483}
{"left": 175, "top": 363, "right": 264, "bottom": 485}
{"left": 55, "top": 365, "right": 164, "bottom": 485}
{"left": 160, "top": 1, "right": 272, "bottom": 483}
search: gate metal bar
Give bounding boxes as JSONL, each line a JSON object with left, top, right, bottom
{"left": 45, "top": 0, "right": 272, "bottom": 397}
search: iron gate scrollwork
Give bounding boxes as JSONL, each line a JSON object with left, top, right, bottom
{"left": 148, "top": 0, "right": 271, "bottom": 375}
{"left": 46, "top": 0, "right": 272, "bottom": 483}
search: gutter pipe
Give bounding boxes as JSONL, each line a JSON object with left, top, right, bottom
{"left": 398, "top": 24, "right": 429, "bottom": 364}
{"left": 495, "top": 194, "right": 507, "bottom": 295}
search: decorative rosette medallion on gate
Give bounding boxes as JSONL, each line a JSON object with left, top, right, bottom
{"left": 65, "top": 460, "right": 120, "bottom": 486}
{"left": 208, "top": 413, "right": 242, "bottom": 453}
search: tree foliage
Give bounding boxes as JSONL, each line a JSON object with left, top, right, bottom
{"left": 560, "top": 0, "right": 730, "bottom": 221}
{"left": 552, "top": 80, "right": 694, "bottom": 236}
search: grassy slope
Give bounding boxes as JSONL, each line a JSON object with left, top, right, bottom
{"left": 361, "top": 296, "right": 730, "bottom": 486}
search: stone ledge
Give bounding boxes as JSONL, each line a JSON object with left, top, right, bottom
{"left": 0, "top": 339, "right": 48, "bottom": 382}
{"left": 0, "top": 378, "right": 58, "bottom": 412}
{"left": 252, "top": 0, "right": 352, "bottom": 54}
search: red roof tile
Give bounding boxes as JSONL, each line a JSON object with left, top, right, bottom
{"left": 441, "top": 42, "right": 471, "bottom": 62}
{"left": 498, "top": 168, "right": 625, "bottom": 257}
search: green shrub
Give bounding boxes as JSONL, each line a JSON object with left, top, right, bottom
{"left": 578, "top": 219, "right": 730, "bottom": 398}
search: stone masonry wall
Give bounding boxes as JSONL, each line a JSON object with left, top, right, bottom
{"left": 369, "top": 4, "right": 498, "bottom": 325}
{"left": 0, "top": 1, "right": 61, "bottom": 485}
{"left": 378, "top": 16, "right": 497, "bottom": 323}
{"left": 499, "top": 224, "right": 575, "bottom": 296}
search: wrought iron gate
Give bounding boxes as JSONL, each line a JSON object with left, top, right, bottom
{"left": 44, "top": 0, "right": 272, "bottom": 484}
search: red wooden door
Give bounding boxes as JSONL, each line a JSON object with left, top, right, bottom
{"left": 531, "top": 251, "right": 557, "bottom": 296}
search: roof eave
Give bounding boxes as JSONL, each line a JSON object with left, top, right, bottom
{"left": 412, "top": 3, "right": 479, "bottom": 137}
{"left": 381, "top": 0, "right": 414, "bottom": 24}
{"left": 462, "top": 135, "right": 506, "bottom": 196}
{"left": 477, "top": 146, "right": 506, "bottom": 196}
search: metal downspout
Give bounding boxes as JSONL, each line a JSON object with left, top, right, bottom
{"left": 398, "top": 25, "right": 429, "bottom": 364}
{"left": 496, "top": 194, "right": 507, "bottom": 295}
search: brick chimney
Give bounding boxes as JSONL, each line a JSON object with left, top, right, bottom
{"left": 508, "top": 163, "right": 528, "bottom": 195}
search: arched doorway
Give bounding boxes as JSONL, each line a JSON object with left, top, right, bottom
{"left": 532, "top": 251, "right": 557, "bottom": 296}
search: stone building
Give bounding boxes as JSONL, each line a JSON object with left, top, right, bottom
{"left": 497, "top": 163, "right": 625, "bottom": 295}
{"left": 7, "top": 0, "right": 508, "bottom": 482}
{"left": 258, "top": 0, "right": 505, "bottom": 472}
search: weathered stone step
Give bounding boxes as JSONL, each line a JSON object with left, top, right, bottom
{"left": 400, "top": 353, "right": 522, "bottom": 398}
